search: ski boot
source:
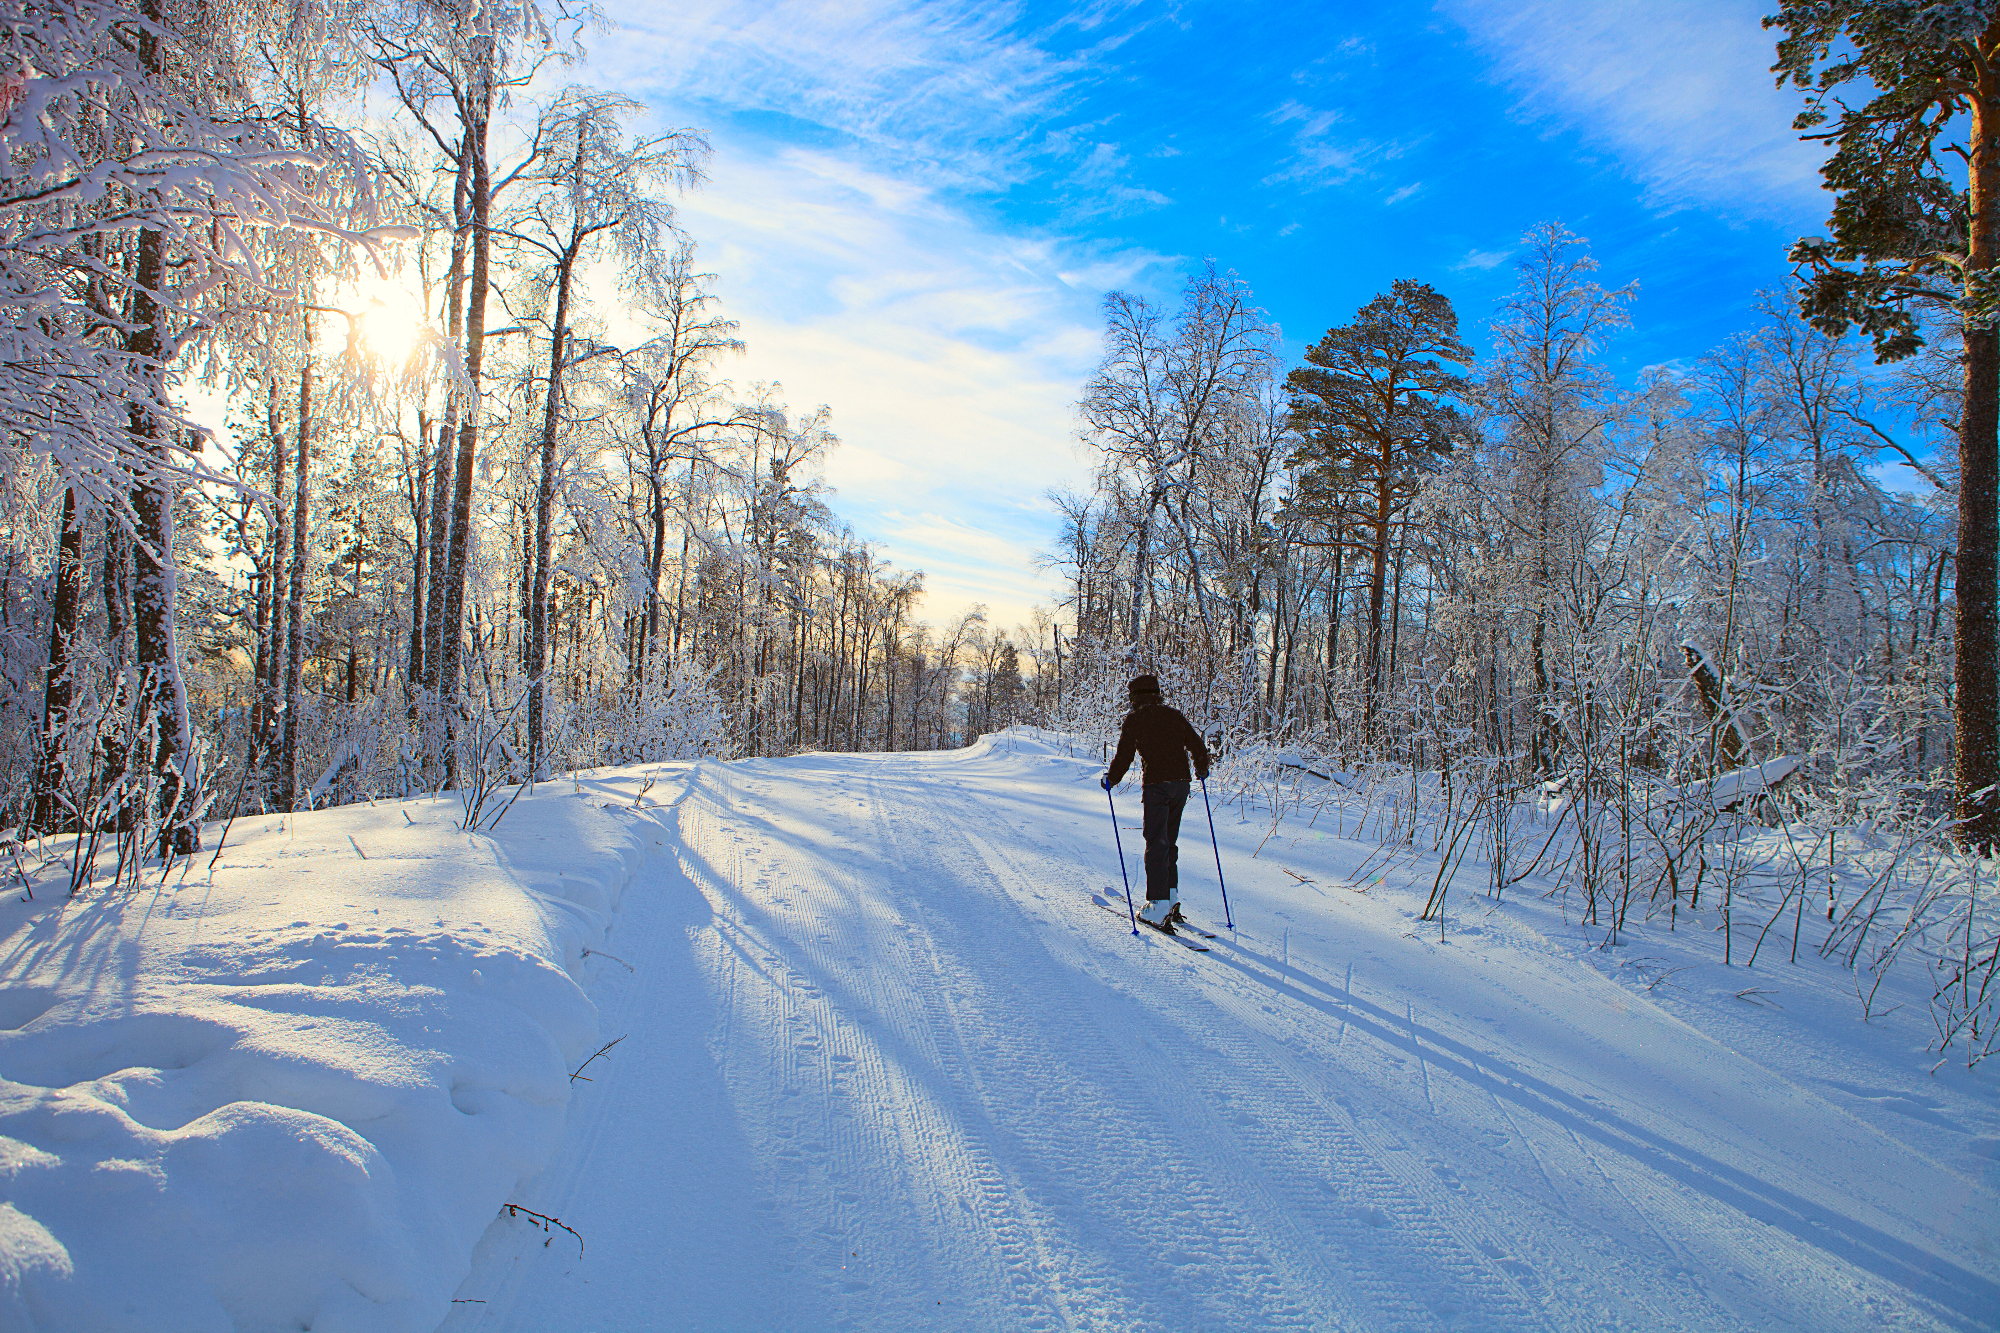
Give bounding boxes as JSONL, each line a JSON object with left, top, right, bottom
{"left": 1139, "top": 890, "right": 1181, "bottom": 931}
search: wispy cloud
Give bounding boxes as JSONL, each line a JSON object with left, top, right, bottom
{"left": 1260, "top": 99, "right": 1406, "bottom": 190}
{"left": 578, "top": 0, "right": 1138, "bottom": 193}
{"left": 1439, "top": 0, "right": 1827, "bottom": 220}
{"left": 1063, "top": 138, "right": 1173, "bottom": 216}
{"left": 1452, "top": 246, "right": 1511, "bottom": 271}
{"left": 655, "top": 143, "right": 1166, "bottom": 629}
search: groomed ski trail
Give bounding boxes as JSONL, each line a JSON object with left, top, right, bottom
{"left": 444, "top": 734, "right": 1999, "bottom": 1333}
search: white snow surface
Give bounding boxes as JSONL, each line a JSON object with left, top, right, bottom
{"left": 0, "top": 781, "right": 656, "bottom": 1331}
{"left": 4, "top": 728, "right": 1997, "bottom": 1331}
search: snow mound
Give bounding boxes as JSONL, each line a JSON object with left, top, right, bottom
{"left": 0, "top": 778, "right": 664, "bottom": 1332}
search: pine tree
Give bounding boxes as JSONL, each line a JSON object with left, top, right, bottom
{"left": 1284, "top": 280, "right": 1471, "bottom": 733}
{"left": 1769, "top": 0, "right": 2000, "bottom": 848}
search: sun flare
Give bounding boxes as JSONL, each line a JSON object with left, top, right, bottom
{"left": 347, "top": 271, "right": 433, "bottom": 370}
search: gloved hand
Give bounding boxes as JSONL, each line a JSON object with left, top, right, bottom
{"left": 1100, "top": 775, "right": 1114, "bottom": 791}
{"left": 1197, "top": 768, "right": 1209, "bottom": 782}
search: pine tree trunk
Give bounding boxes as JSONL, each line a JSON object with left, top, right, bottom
{"left": 127, "top": 217, "right": 197, "bottom": 853}
{"left": 1957, "top": 333, "right": 1999, "bottom": 850}
{"left": 1959, "top": 77, "right": 2000, "bottom": 852}
{"left": 33, "top": 488, "right": 83, "bottom": 831}
{"left": 1363, "top": 477, "right": 1391, "bottom": 736}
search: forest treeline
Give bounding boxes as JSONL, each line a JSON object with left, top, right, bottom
{"left": 0, "top": 0, "right": 1054, "bottom": 859}
{"left": 0, "top": 0, "right": 1994, "bottom": 867}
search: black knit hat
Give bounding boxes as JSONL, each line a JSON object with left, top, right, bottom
{"left": 1127, "top": 673, "right": 1161, "bottom": 702}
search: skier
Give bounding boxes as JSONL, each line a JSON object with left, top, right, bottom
{"left": 1101, "top": 674, "right": 1211, "bottom": 929}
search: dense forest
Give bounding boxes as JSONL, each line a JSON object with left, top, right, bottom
{"left": 0, "top": 0, "right": 1994, "bottom": 929}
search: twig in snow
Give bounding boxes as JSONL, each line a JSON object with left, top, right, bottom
{"left": 206, "top": 748, "right": 260, "bottom": 874}
{"left": 580, "top": 948, "right": 633, "bottom": 971}
{"left": 7, "top": 841, "right": 33, "bottom": 901}
{"left": 502, "top": 1203, "right": 582, "bottom": 1254}
{"left": 1281, "top": 867, "right": 1314, "bottom": 885}
{"left": 1734, "top": 987, "right": 1782, "bottom": 1008}
{"left": 1624, "top": 957, "right": 1691, "bottom": 993}
{"left": 570, "top": 1033, "right": 626, "bottom": 1082}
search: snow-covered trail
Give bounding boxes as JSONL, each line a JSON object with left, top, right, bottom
{"left": 446, "top": 734, "right": 1998, "bottom": 1332}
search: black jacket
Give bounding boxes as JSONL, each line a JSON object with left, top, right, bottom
{"left": 1107, "top": 703, "right": 1210, "bottom": 785}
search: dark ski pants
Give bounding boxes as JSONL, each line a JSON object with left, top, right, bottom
{"left": 1141, "top": 780, "right": 1190, "bottom": 900}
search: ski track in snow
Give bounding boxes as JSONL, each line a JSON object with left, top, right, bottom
{"left": 447, "top": 733, "right": 2000, "bottom": 1333}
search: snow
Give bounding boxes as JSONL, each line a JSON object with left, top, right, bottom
{"left": 5, "top": 729, "right": 1998, "bottom": 1331}
{"left": 0, "top": 778, "right": 668, "bottom": 1331}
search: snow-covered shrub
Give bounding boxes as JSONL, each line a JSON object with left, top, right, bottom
{"left": 547, "top": 655, "right": 733, "bottom": 771}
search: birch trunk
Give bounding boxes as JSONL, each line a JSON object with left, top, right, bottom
{"left": 526, "top": 241, "right": 576, "bottom": 775}
{"left": 436, "top": 68, "right": 494, "bottom": 786}
{"left": 281, "top": 341, "right": 312, "bottom": 811}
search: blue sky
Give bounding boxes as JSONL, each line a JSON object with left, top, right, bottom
{"left": 576, "top": 0, "right": 1834, "bottom": 633}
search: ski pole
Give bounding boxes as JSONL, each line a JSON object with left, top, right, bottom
{"left": 1105, "top": 781, "right": 1138, "bottom": 934}
{"left": 1202, "top": 777, "right": 1233, "bottom": 928}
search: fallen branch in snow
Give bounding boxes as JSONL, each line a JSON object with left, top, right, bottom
{"left": 580, "top": 947, "right": 633, "bottom": 972}
{"left": 502, "top": 1204, "right": 583, "bottom": 1254}
{"left": 1735, "top": 987, "right": 1782, "bottom": 1008}
{"left": 570, "top": 1033, "right": 627, "bottom": 1082}
{"left": 1277, "top": 760, "right": 1335, "bottom": 782}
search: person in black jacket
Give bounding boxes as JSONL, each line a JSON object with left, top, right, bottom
{"left": 1102, "top": 674, "right": 1210, "bottom": 928}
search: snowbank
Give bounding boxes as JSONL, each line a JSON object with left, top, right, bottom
{"left": 0, "top": 776, "right": 669, "bottom": 1332}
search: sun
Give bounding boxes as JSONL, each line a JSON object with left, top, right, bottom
{"left": 347, "top": 270, "right": 433, "bottom": 371}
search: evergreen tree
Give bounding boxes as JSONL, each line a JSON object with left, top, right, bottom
{"left": 1284, "top": 280, "right": 1471, "bottom": 732}
{"left": 1769, "top": 0, "right": 2000, "bottom": 848}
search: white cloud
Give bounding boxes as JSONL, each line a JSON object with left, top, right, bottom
{"left": 558, "top": 2, "right": 1181, "bottom": 630}
{"left": 575, "top": 0, "right": 1119, "bottom": 192}
{"left": 1452, "top": 246, "right": 1512, "bottom": 271}
{"left": 652, "top": 142, "right": 1165, "bottom": 631}
{"left": 1260, "top": 98, "right": 1409, "bottom": 191}
{"left": 1439, "top": 0, "right": 1828, "bottom": 220}
{"left": 1384, "top": 181, "right": 1422, "bottom": 205}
